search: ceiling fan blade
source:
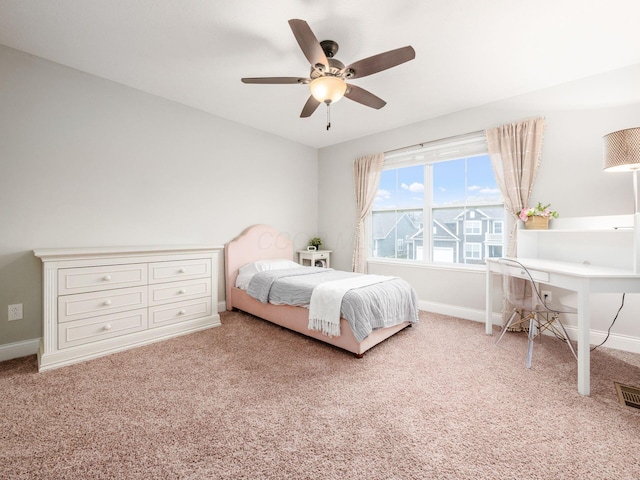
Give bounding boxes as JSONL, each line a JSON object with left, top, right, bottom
{"left": 300, "top": 96, "right": 321, "bottom": 118}
{"left": 288, "top": 19, "right": 328, "bottom": 68}
{"left": 241, "top": 77, "right": 308, "bottom": 84}
{"left": 345, "top": 46, "right": 416, "bottom": 79}
{"left": 344, "top": 84, "right": 386, "bottom": 109}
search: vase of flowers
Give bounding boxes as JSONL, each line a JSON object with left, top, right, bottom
{"left": 519, "top": 202, "right": 558, "bottom": 230}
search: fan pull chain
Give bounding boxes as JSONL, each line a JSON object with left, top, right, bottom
{"left": 326, "top": 103, "right": 331, "bottom": 131}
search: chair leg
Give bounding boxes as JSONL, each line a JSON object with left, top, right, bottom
{"left": 555, "top": 318, "right": 578, "bottom": 361}
{"left": 526, "top": 315, "right": 537, "bottom": 369}
{"left": 494, "top": 310, "right": 519, "bottom": 345}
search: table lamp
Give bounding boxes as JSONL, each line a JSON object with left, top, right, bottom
{"left": 603, "top": 127, "right": 640, "bottom": 213}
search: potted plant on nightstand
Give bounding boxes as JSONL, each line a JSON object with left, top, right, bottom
{"left": 308, "top": 237, "right": 322, "bottom": 251}
{"left": 519, "top": 202, "right": 558, "bottom": 229}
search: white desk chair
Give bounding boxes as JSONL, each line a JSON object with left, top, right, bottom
{"left": 494, "top": 258, "right": 578, "bottom": 368}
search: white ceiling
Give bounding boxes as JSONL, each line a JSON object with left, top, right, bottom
{"left": 1, "top": 0, "right": 640, "bottom": 149}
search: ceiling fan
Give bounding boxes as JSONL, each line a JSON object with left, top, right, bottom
{"left": 241, "top": 19, "right": 415, "bottom": 129}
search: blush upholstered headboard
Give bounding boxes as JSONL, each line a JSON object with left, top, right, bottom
{"left": 224, "top": 225, "right": 294, "bottom": 310}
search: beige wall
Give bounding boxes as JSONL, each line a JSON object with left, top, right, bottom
{"left": 0, "top": 45, "right": 319, "bottom": 350}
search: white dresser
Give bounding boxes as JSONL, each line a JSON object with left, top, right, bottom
{"left": 33, "top": 245, "right": 222, "bottom": 371}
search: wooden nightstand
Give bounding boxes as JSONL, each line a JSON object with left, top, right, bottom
{"left": 297, "top": 249, "right": 332, "bottom": 268}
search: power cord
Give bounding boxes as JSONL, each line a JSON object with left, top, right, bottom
{"left": 590, "top": 293, "right": 625, "bottom": 351}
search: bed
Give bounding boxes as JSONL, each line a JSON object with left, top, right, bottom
{"left": 225, "top": 224, "right": 418, "bottom": 357}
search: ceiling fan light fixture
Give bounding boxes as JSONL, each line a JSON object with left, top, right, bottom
{"left": 309, "top": 76, "right": 347, "bottom": 104}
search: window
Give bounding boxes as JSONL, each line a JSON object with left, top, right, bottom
{"left": 465, "top": 220, "right": 481, "bottom": 235}
{"left": 465, "top": 243, "right": 481, "bottom": 260}
{"left": 370, "top": 132, "right": 504, "bottom": 265}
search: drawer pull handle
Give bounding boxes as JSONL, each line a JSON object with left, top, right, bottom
{"left": 178, "top": 309, "right": 187, "bottom": 315}
{"left": 178, "top": 289, "right": 186, "bottom": 294}
{"left": 103, "top": 300, "right": 112, "bottom": 306}
{"left": 103, "top": 324, "right": 112, "bottom": 331}
{"left": 179, "top": 268, "right": 186, "bottom": 274}
{"left": 103, "top": 275, "right": 111, "bottom": 281}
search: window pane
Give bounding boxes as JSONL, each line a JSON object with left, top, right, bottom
{"left": 372, "top": 166, "right": 424, "bottom": 259}
{"left": 466, "top": 154, "right": 502, "bottom": 204}
{"left": 431, "top": 154, "right": 503, "bottom": 265}
{"left": 374, "top": 165, "right": 424, "bottom": 210}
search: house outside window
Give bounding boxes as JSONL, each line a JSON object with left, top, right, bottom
{"left": 370, "top": 132, "right": 505, "bottom": 266}
{"left": 465, "top": 220, "right": 481, "bottom": 235}
{"left": 465, "top": 243, "right": 482, "bottom": 260}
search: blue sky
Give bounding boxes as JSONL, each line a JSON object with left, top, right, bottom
{"left": 373, "top": 154, "right": 502, "bottom": 209}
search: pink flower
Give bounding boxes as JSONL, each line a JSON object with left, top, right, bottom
{"left": 519, "top": 202, "right": 559, "bottom": 222}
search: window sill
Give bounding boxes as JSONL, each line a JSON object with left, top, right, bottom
{"left": 366, "top": 257, "right": 487, "bottom": 273}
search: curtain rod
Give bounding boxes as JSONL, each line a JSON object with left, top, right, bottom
{"left": 383, "top": 129, "right": 485, "bottom": 155}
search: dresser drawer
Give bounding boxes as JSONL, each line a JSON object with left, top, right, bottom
{"left": 58, "top": 308, "right": 148, "bottom": 349}
{"left": 58, "top": 263, "right": 147, "bottom": 295}
{"left": 148, "top": 298, "right": 212, "bottom": 328}
{"left": 58, "top": 286, "right": 148, "bottom": 323}
{"left": 148, "top": 259, "right": 211, "bottom": 284}
{"left": 148, "top": 278, "right": 211, "bottom": 306}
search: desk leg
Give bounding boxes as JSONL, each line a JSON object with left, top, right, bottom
{"left": 576, "top": 281, "right": 591, "bottom": 396}
{"left": 485, "top": 265, "right": 493, "bottom": 335}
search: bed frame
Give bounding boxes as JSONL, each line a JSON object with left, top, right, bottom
{"left": 225, "top": 224, "right": 411, "bottom": 357}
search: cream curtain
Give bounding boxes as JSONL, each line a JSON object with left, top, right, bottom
{"left": 486, "top": 117, "right": 545, "bottom": 256}
{"left": 486, "top": 117, "right": 545, "bottom": 329}
{"left": 352, "top": 153, "right": 384, "bottom": 273}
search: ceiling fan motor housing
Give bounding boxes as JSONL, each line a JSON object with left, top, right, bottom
{"left": 311, "top": 56, "right": 346, "bottom": 79}
{"left": 320, "top": 40, "right": 339, "bottom": 58}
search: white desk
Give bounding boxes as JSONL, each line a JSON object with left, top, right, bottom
{"left": 486, "top": 257, "right": 640, "bottom": 395}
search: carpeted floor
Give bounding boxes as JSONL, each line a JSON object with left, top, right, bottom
{"left": 1, "top": 310, "right": 639, "bottom": 479}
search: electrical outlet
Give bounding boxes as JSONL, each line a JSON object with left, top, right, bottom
{"left": 8, "top": 304, "right": 23, "bottom": 321}
{"left": 541, "top": 290, "right": 552, "bottom": 303}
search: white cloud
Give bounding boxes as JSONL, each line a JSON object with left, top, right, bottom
{"left": 376, "top": 189, "right": 392, "bottom": 200}
{"left": 468, "top": 185, "right": 481, "bottom": 191}
{"left": 401, "top": 182, "right": 424, "bottom": 193}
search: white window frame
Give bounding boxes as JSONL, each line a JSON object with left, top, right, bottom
{"left": 369, "top": 131, "right": 504, "bottom": 267}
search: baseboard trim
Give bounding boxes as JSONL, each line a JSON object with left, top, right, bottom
{"left": 0, "top": 338, "right": 40, "bottom": 363}
{"left": 2, "top": 301, "right": 639, "bottom": 362}
{"left": 419, "top": 300, "right": 640, "bottom": 354}
{"left": 419, "top": 300, "right": 492, "bottom": 324}
{"left": 562, "top": 326, "right": 640, "bottom": 354}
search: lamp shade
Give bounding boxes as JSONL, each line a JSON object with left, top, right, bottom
{"left": 603, "top": 127, "right": 640, "bottom": 172}
{"left": 309, "top": 76, "right": 347, "bottom": 104}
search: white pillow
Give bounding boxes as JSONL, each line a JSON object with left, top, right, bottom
{"left": 235, "top": 259, "right": 302, "bottom": 289}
